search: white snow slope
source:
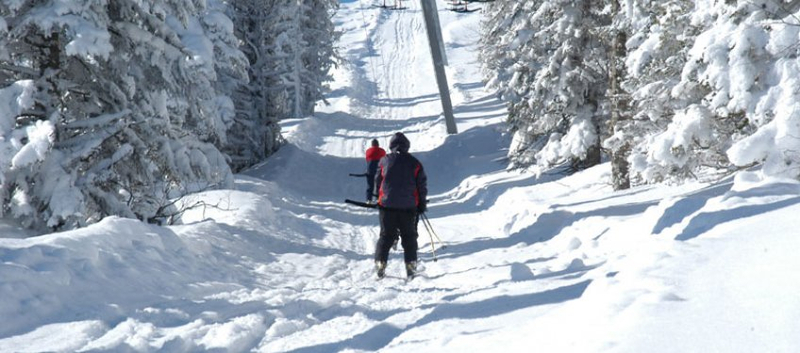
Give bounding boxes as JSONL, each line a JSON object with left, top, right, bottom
{"left": 1, "top": 1, "right": 799, "bottom": 352}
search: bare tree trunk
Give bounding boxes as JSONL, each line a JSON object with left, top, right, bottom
{"left": 293, "top": 0, "right": 303, "bottom": 119}
{"left": 575, "top": 0, "right": 602, "bottom": 171}
{"left": 586, "top": 134, "right": 602, "bottom": 168}
{"left": 609, "top": 0, "right": 631, "bottom": 191}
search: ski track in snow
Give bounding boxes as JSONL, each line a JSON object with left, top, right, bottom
{"left": 2, "top": 0, "right": 800, "bottom": 352}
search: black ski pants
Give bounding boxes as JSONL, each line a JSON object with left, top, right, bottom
{"left": 375, "top": 208, "right": 418, "bottom": 264}
{"left": 366, "top": 172, "right": 376, "bottom": 201}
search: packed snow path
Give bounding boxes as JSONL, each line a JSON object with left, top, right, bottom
{"left": 2, "top": 1, "right": 800, "bottom": 352}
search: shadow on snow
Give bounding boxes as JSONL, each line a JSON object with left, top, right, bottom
{"left": 286, "top": 280, "right": 591, "bottom": 353}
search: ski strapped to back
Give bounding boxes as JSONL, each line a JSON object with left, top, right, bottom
{"left": 344, "top": 198, "right": 433, "bottom": 209}
{"left": 344, "top": 199, "right": 378, "bottom": 208}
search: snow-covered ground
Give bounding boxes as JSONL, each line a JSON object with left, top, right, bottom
{"left": 1, "top": 0, "right": 799, "bottom": 352}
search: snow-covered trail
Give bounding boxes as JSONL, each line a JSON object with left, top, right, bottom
{"left": 222, "top": 2, "right": 543, "bottom": 351}
{"left": 332, "top": 0, "right": 439, "bottom": 123}
{"left": 304, "top": 0, "right": 497, "bottom": 158}
{"left": 2, "top": 0, "right": 800, "bottom": 352}
{"left": 200, "top": 1, "right": 800, "bottom": 351}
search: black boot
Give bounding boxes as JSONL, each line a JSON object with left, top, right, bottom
{"left": 405, "top": 261, "right": 417, "bottom": 279}
{"left": 376, "top": 261, "right": 387, "bottom": 279}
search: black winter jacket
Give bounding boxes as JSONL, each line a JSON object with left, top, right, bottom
{"left": 375, "top": 133, "right": 427, "bottom": 210}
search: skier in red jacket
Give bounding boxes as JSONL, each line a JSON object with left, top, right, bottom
{"left": 365, "top": 139, "right": 386, "bottom": 203}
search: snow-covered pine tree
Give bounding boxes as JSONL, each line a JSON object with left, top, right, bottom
{"left": 675, "top": 0, "right": 800, "bottom": 180}
{"left": 608, "top": 0, "right": 686, "bottom": 183}
{"left": 483, "top": 0, "right": 611, "bottom": 173}
{"left": 625, "top": 1, "right": 800, "bottom": 182}
{"left": 600, "top": 0, "right": 692, "bottom": 189}
{"left": 481, "top": 0, "right": 539, "bottom": 105}
{"left": 225, "top": 0, "right": 337, "bottom": 171}
{"left": 226, "top": 0, "right": 282, "bottom": 170}
{"left": 266, "top": 0, "right": 338, "bottom": 119}
{"left": 481, "top": 1, "right": 551, "bottom": 171}
{"left": 298, "top": 0, "right": 338, "bottom": 116}
{"left": 616, "top": 0, "right": 717, "bottom": 183}
{"left": 202, "top": 0, "right": 250, "bottom": 148}
{"left": 0, "top": 0, "right": 237, "bottom": 231}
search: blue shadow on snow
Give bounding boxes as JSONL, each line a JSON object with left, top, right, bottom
{"left": 286, "top": 280, "right": 591, "bottom": 353}
{"left": 652, "top": 180, "right": 733, "bottom": 235}
{"left": 675, "top": 195, "right": 800, "bottom": 241}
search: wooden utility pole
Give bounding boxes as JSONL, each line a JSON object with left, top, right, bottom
{"left": 429, "top": 0, "right": 447, "bottom": 66}
{"left": 420, "top": 0, "right": 457, "bottom": 134}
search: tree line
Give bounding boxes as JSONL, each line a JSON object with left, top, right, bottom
{"left": 481, "top": 0, "right": 800, "bottom": 189}
{"left": 0, "top": 0, "right": 338, "bottom": 231}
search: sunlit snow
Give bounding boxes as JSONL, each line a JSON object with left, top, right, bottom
{"left": 1, "top": 1, "right": 798, "bottom": 352}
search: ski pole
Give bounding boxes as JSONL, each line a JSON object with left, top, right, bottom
{"left": 421, "top": 213, "right": 444, "bottom": 248}
{"left": 421, "top": 213, "right": 441, "bottom": 248}
{"left": 427, "top": 217, "right": 443, "bottom": 245}
{"left": 428, "top": 220, "right": 439, "bottom": 262}
{"left": 421, "top": 213, "right": 438, "bottom": 262}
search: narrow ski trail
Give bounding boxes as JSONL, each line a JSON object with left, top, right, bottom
{"left": 233, "top": 1, "right": 530, "bottom": 351}
{"left": 237, "top": 0, "right": 648, "bottom": 351}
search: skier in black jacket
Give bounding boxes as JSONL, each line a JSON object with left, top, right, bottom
{"left": 374, "top": 132, "right": 427, "bottom": 279}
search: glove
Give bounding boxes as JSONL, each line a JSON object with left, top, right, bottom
{"left": 417, "top": 202, "right": 427, "bottom": 214}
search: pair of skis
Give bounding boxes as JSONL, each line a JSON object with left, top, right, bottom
{"left": 344, "top": 199, "right": 445, "bottom": 261}
{"left": 344, "top": 198, "right": 443, "bottom": 282}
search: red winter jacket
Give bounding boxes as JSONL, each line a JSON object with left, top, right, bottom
{"left": 366, "top": 146, "right": 386, "bottom": 162}
{"left": 366, "top": 146, "right": 386, "bottom": 176}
